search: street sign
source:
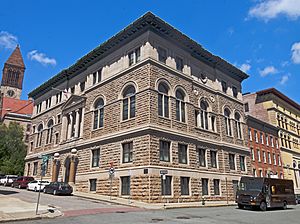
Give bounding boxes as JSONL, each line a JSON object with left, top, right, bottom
{"left": 160, "top": 169, "right": 168, "bottom": 175}
{"left": 109, "top": 167, "right": 115, "bottom": 175}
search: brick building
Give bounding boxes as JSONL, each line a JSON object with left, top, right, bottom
{"left": 0, "top": 45, "right": 33, "bottom": 142}
{"left": 25, "top": 12, "right": 251, "bottom": 203}
{"left": 244, "top": 89, "right": 300, "bottom": 194}
{"left": 247, "top": 115, "right": 283, "bottom": 178}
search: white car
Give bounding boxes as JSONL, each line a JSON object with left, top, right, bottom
{"left": 27, "top": 180, "right": 50, "bottom": 191}
{"left": 0, "top": 175, "right": 18, "bottom": 186}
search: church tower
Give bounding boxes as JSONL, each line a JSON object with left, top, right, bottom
{"left": 0, "top": 45, "right": 25, "bottom": 99}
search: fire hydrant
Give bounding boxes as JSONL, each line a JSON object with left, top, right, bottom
{"left": 202, "top": 196, "right": 205, "bottom": 205}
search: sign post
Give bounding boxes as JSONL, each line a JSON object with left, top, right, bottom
{"left": 109, "top": 163, "right": 115, "bottom": 200}
{"left": 36, "top": 155, "right": 49, "bottom": 215}
{"left": 160, "top": 170, "right": 168, "bottom": 208}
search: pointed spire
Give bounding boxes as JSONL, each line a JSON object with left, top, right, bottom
{"left": 5, "top": 45, "right": 25, "bottom": 68}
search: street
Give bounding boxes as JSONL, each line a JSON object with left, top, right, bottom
{"left": 1, "top": 185, "right": 300, "bottom": 224}
{"left": 7, "top": 204, "right": 300, "bottom": 224}
{"left": 0, "top": 186, "right": 140, "bottom": 217}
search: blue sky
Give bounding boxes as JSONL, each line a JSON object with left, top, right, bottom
{"left": 0, "top": 0, "right": 299, "bottom": 102}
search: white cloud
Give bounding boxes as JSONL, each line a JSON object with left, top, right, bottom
{"left": 239, "top": 63, "right": 251, "bottom": 73}
{"left": 279, "top": 74, "right": 290, "bottom": 85}
{"left": 291, "top": 42, "right": 300, "bottom": 64}
{"left": 248, "top": 0, "right": 300, "bottom": 21}
{"left": 0, "top": 31, "right": 18, "bottom": 49}
{"left": 27, "top": 50, "right": 57, "bottom": 66}
{"left": 259, "top": 66, "right": 278, "bottom": 77}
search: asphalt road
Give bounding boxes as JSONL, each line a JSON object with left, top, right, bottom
{"left": 6, "top": 201, "right": 300, "bottom": 224}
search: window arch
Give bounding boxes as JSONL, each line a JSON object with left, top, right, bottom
{"left": 36, "top": 124, "right": 43, "bottom": 147}
{"left": 175, "top": 89, "right": 186, "bottom": 122}
{"left": 200, "top": 100, "right": 209, "bottom": 130}
{"left": 158, "top": 82, "right": 169, "bottom": 118}
{"left": 46, "top": 119, "right": 54, "bottom": 144}
{"left": 122, "top": 85, "right": 136, "bottom": 120}
{"left": 224, "top": 108, "right": 232, "bottom": 136}
{"left": 93, "top": 98, "right": 104, "bottom": 129}
{"left": 235, "top": 112, "right": 242, "bottom": 139}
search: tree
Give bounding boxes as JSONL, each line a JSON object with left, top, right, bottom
{"left": 0, "top": 122, "right": 27, "bottom": 175}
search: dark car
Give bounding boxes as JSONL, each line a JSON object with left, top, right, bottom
{"left": 43, "top": 182, "right": 73, "bottom": 195}
{"left": 12, "top": 176, "right": 34, "bottom": 189}
{"left": 295, "top": 194, "right": 300, "bottom": 204}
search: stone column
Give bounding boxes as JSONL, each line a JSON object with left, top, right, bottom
{"left": 67, "top": 112, "right": 73, "bottom": 139}
{"left": 68, "top": 149, "right": 77, "bottom": 184}
{"left": 74, "top": 109, "right": 80, "bottom": 138}
{"left": 80, "top": 108, "right": 85, "bottom": 138}
{"left": 51, "top": 153, "right": 60, "bottom": 182}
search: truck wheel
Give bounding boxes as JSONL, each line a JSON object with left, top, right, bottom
{"left": 238, "top": 204, "right": 244, "bottom": 209}
{"left": 283, "top": 201, "right": 287, "bottom": 210}
{"left": 260, "top": 201, "right": 267, "bottom": 211}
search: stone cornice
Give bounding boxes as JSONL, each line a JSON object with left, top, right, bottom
{"left": 28, "top": 12, "right": 248, "bottom": 99}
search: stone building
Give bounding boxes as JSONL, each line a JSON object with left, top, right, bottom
{"left": 246, "top": 115, "right": 283, "bottom": 178}
{"left": 0, "top": 45, "right": 33, "bottom": 143}
{"left": 25, "top": 12, "right": 250, "bottom": 203}
{"left": 244, "top": 88, "right": 300, "bottom": 194}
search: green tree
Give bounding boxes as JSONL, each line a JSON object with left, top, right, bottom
{"left": 0, "top": 122, "right": 27, "bottom": 175}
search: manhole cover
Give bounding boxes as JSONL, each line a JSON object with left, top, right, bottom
{"left": 176, "top": 216, "right": 190, "bottom": 219}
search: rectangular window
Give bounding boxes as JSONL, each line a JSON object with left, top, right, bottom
{"left": 278, "top": 155, "right": 281, "bottom": 166}
{"left": 268, "top": 152, "right": 271, "bottom": 164}
{"left": 180, "top": 177, "right": 190, "bottom": 195}
{"left": 202, "top": 178, "right": 209, "bottom": 196}
{"left": 232, "top": 86, "right": 238, "bottom": 98}
{"left": 273, "top": 154, "right": 277, "bottom": 165}
{"left": 161, "top": 175, "right": 172, "bottom": 196}
{"left": 97, "top": 69, "right": 102, "bottom": 83}
{"left": 175, "top": 56, "right": 183, "bottom": 71}
{"left": 80, "top": 81, "right": 85, "bottom": 92}
{"left": 128, "top": 47, "right": 141, "bottom": 66}
{"left": 254, "top": 130, "right": 258, "bottom": 143}
{"left": 266, "top": 134, "right": 269, "bottom": 146}
{"left": 270, "top": 136, "right": 274, "bottom": 147}
{"left": 253, "top": 168, "right": 256, "bottom": 177}
{"left": 91, "top": 148, "right": 100, "bottom": 167}
{"left": 121, "top": 176, "right": 130, "bottom": 195}
{"left": 178, "top": 144, "right": 187, "bottom": 164}
{"left": 244, "top": 103, "right": 249, "bottom": 112}
{"left": 248, "top": 128, "right": 252, "bottom": 141}
{"left": 257, "top": 149, "right": 261, "bottom": 162}
{"left": 159, "top": 140, "right": 170, "bottom": 162}
{"left": 93, "top": 72, "right": 97, "bottom": 85}
{"left": 221, "top": 81, "right": 227, "bottom": 93}
{"left": 89, "top": 179, "right": 97, "bottom": 191}
{"left": 263, "top": 151, "right": 266, "bottom": 163}
{"left": 210, "top": 150, "right": 217, "bottom": 168}
{"left": 251, "top": 148, "right": 255, "bottom": 161}
{"left": 213, "top": 179, "right": 220, "bottom": 195}
{"left": 27, "top": 163, "right": 31, "bottom": 176}
{"left": 240, "top": 155, "right": 245, "bottom": 171}
{"left": 211, "top": 115, "right": 216, "bottom": 132}
{"left": 198, "top": 148, "right": 206, "bottom": 167}
{"left": 55, "top": 133, "right": 59, "bottom": 144}
{"left": 229, "top": 153, "right": 235, "bottom": 170}
{"left": 260, "top": 132, "right": 264, "bottom": 144}
{"left": 158, "top": 47, "right": 167, "bottom": 63}
{"left": 33, "top": 162, "right": 38, "bottom": 176}
{"left": 30, "top": 142, "right": 33, "bottom": 152}
{"left": 122, "top": 142, "right": 133, "bottom": 163}
{"left": 259, "top": 170, "right": 263, "bottom": 177}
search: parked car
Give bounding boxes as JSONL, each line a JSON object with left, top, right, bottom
{"left": 27, "top": 180, "right": 50, "bottom": 192}
{"left": 295, "top": 194, "right": 300, "bottom": 204}
{"left": 0, "top": 175, "right": 18, "bottom": 186}
{"left": 11, "top": 176, "right": 34, "bottom": 189}
{"left": 43, "top": 182, "right": 73, "bottom": 195}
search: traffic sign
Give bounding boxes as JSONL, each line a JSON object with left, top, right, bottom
{"left": 109, "top": 167, "right": 115, "bottom": 175}
{"left": 160, "top": 169, "right": 168, "bottom": 175}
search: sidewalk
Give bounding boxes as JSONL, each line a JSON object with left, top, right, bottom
{"left": 73, "top": 191, "right": 237, "bottom": 210}
{"left": 0, "top": 194, "right": 61, "bottom": 223}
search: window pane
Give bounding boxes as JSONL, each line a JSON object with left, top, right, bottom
{"left": 214, "top": 179, "right": 220, "bottom": 195}
{"left": 99, "top": 108, "right": 104, "bottom": 127}
{"left": 161, "top": 176, "right": 172, "bottom": 195}
{"left": 176, "top": 100, "right": 180, "bottom": 121}
{"left": 202, "top": 178, "right": 208, "bottom": 195}
{"left": 130, "top": 96, "right": 135, "bottom": 118}
{"left": 199, "top": 149, "right": 206, "bottom": 167}
{"left": 123, "top": 99, "right": 128, "bottom": 120}
{"left": 180, "top": 177, "right": 189, "bottom": 195}
{"left": 93, "top": 110, "right": 99, "bottom": 129}
{"left": 164, "top": 95, "right": 169, "bottom": 118}
{"left": 178, "top": 144, "right": 187, "bottom": 164}
{"left": 90, "top": 179, "right": 97, "bottom": 191}
{"left": 159, "top": 140, "right": 170, "bottom": 162}
{"left": 158, "top": 94, "right": 163, "bottom": 116}
{"left": 121, "top": 176, "right": 130, "bottom": 195}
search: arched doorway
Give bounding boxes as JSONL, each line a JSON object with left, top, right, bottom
{"left": 64, "top": 157, "right": 71, "bottom": 183}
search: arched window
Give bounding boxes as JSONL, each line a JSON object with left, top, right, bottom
{"left": 36, "top": 124, "right": 43, "bottom": 147}
{"left": 93, "top": 98, "right": 104, "bottom": 129}
{"left": 122, "top": 85, "right": 136, "bottom": 120}
{"left": 235, "top": 112, "right": 242, "bottom": 139}
{"left": 200, "top": 100, "right": 209, "bottom": 130}
{"left": 46, "top": 120, "right": 54, "bottom": 144}
{"left": 158, "top": 82, "right": 169, "bottom": 118}
{"left": 175, "top": 89, "right": 186, "bottom": 122}
{"left": 224, "top": 108, "right": 232, "bottom": 136}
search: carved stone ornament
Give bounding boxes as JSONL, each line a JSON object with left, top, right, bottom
{"left": 200, "top": 72, "right": 208, "bottom": 84}
{"left": 209, "top": 95, "right": 215, "bottom": 103}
